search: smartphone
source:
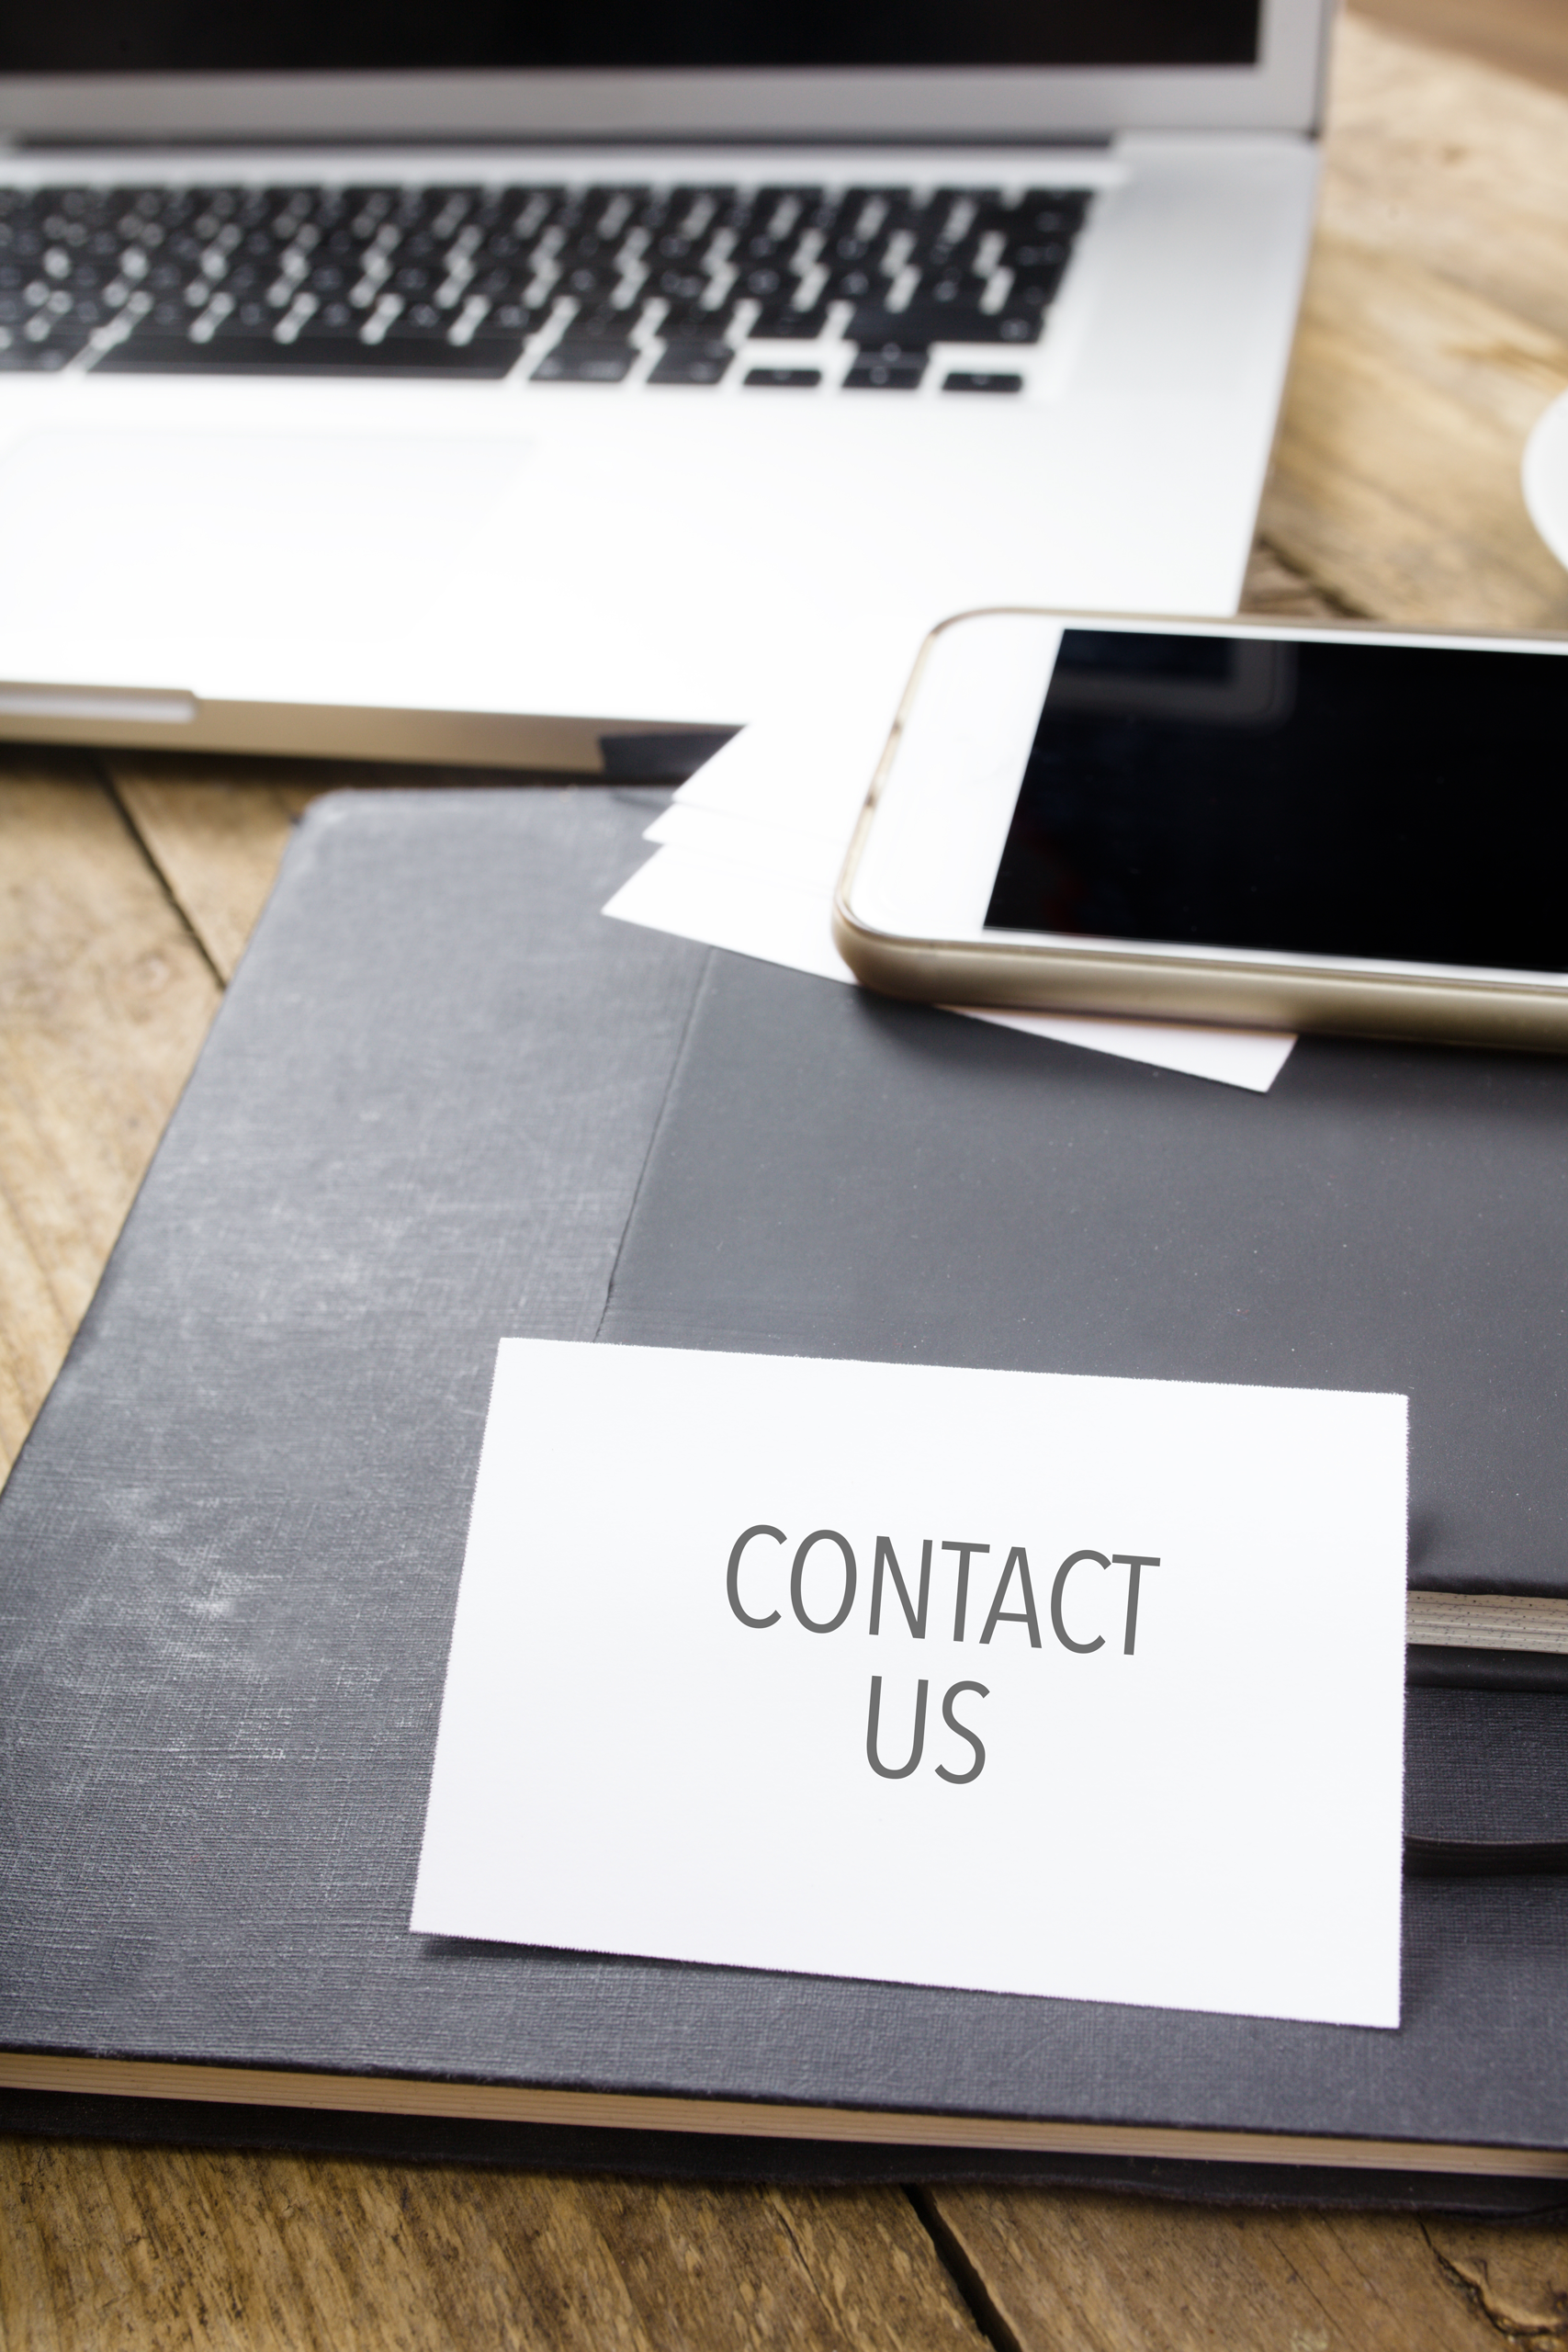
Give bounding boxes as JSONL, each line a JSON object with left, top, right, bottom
{"left": 831, "top": 610, "right": 1568, "bottom": 1046}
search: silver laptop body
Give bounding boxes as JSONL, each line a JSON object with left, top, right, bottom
{"left": 0, "top": 0, "right": 1329, "bottom": 770}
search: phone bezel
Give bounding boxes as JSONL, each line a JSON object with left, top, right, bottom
{"left": 831, "top": 607, "right": 1568, "bottom": 1047}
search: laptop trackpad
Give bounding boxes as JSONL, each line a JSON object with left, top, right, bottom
{"left": 0, "top": 427, "right": 528, "bottom": 650}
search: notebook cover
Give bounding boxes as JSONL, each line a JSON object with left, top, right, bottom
{"left": 5, "top": 787, "right": 1568, "bottom": 2197}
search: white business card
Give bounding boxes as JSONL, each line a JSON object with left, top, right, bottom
{"left": 412, "top": 1340, "right": 1407, "bottom": 2029}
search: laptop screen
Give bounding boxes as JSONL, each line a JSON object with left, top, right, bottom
{"left": 3, "top": 0, "right": 1260, "bottom": 74}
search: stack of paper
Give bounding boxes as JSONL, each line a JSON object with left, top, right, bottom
{"left": 604, "top": 665, "right": 1297, "bottom": 1094}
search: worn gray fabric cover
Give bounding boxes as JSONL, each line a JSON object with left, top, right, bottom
{"left": 4, "top": 788, "right": 1568, "bottom": 2184}
{"left": 601, "top": 956, "right": 1568, "bottom": 1601}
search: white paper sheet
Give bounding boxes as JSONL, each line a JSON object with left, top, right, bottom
{"left": 669, "top": 666, "right": 911, "bottom": 842}
{"left": 605, "top": 841, "right": 1299, "bottom": 1092}
{"left": 413, "top": 1339, "right": 1408, "bottom": 2030}
{"left": 603, "top": 687, "right": 1298, "bottom": 1093}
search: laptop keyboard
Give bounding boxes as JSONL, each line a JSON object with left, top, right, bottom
{"left": 0, "top": 180, "right": 1090, "bottom": 391}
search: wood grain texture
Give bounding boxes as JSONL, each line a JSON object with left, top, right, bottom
{"left": 924, "top": 2188, "right": 1523, "bottom": 2352}
{"left": 1260, "top": 235, "right": 1568, "bottom": 629}
{"left": 1253, "top": 13, "right": 1568, "bottom": 630}
{"left": 105, "top": 759, "right": 324, "bottom": 982}
{"left": 1427, "top": 2218, "right": 1568, "bottom": 2337}
{"left": 1322, "top": 16, "right": 1568, "bottom": 352}
{"left": 0, "top": 756, "right": 220, "bottom": 1484}
{"left": 0, "top": 2140, "right": 986, "bottom": 2352}
{"left": 1237, "top": 538, "right": 1351, "bottom": 620}
{"left": 102, "top": 754, "right": 580, "bottom": 983}
{"left": 1351, "top": 0, "right": 1568, "bottom": 110}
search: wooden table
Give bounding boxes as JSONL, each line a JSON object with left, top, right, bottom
{"left": 5, "top": 15, "right": 1568, "bottom": 2344}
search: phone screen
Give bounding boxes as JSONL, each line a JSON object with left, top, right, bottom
{"left": 984, "top": 630, "right": 1568, "bottom": 974}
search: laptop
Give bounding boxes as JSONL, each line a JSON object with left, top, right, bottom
{"left": 0, "top": 0, "right": 1329, "bottom": 774}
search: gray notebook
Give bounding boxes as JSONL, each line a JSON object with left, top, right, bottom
{"left": 5, "top": 787, "right": 1568, "bottom": 2210}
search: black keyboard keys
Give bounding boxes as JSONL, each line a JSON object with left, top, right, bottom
{"left": 844, "top": 353, "right": 926, "bottom": 390}
{"left": 749, "top": 300, "right": 832, "bottom": 341}
{"left": 532, "top": 341, "right": 637, "bottom": 382}
{"left": 0, "top": 175, "right": 1091, "bottom": 384}
{"left": 847, "top": 300, "right": 1043, "bottom": 351}
{"left": 942, "top": 369, "right": 1022, "bottom": 393}
{"left": 648, "top": 339, "right": 734, "bottom": 385}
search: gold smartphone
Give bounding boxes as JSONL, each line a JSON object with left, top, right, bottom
{"left": 832, "top": 608, "right": 1568, "bottom": 1047}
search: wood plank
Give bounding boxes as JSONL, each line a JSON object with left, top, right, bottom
{"left": 0, "top": 753, "right": 220, "bottom": 1485}
{"left": 1351, "top": 0, "right": 1568, "bottom": 113}
{"left": 1427, "top": 2216, "right": 1568, "bottom": 2335}
{"left": 0, "top": 2138, "right": 987, "bottom": 2352}
{"left": 1238, "top": 539, "right": 1350, "bottom": 620}
{"left": 1324, "top": 16, "right": 1568, "bottom": 355}
{"left": 924, "top": 2187, "right": 1516, "bottom": 2352}
{"left": 103, "top": 754, "right": 570, "bottom": 985}
{"left": 105, "top": 757, "right": 325, "bottom": 983}
{"left": 1253, "top": 13, "right": 1568, "bottom": 628}
{"left": 1260, "top": 233, "right": 1568, "bottom": 628}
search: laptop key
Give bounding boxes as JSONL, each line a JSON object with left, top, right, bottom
{"left": 564, "top": 298, "right": 648, "bottom": 339}
{"left": 743, "top": 366, "right": 822, "bottom": 389}
{"left": 656, "top": 296, "right": 741, "bottom": 341}
{"left": 1007, "top": 274, "right": 1067, "bottom": 314}
{"left": 95, "top": 334, "right": 525, "bottom": 377}
{"left": 532, "top": 341, "right": 637, "bottom": 382}
{"left": 648, "top": 339, "right": 734, "bottom": 385}
{"left": 559, "top": 262, "right": 624, "bottom": 300}
{"left": 822, "top": 263, "right": 888, "bottom": 304}
{"left": 848, "top": 300, "right": 1047, "bottom": 350}
{"left": 749, "top": 300, "right": 831, "bottom": 341}
{"left": 1014, "top": 189, "right": 1092, "bottom": 232}
{"left": 844, "top": 354, "right": 926, "bottom": 390}
{"left": 942, "top": 369, "right": 1023, "bottom": 393}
